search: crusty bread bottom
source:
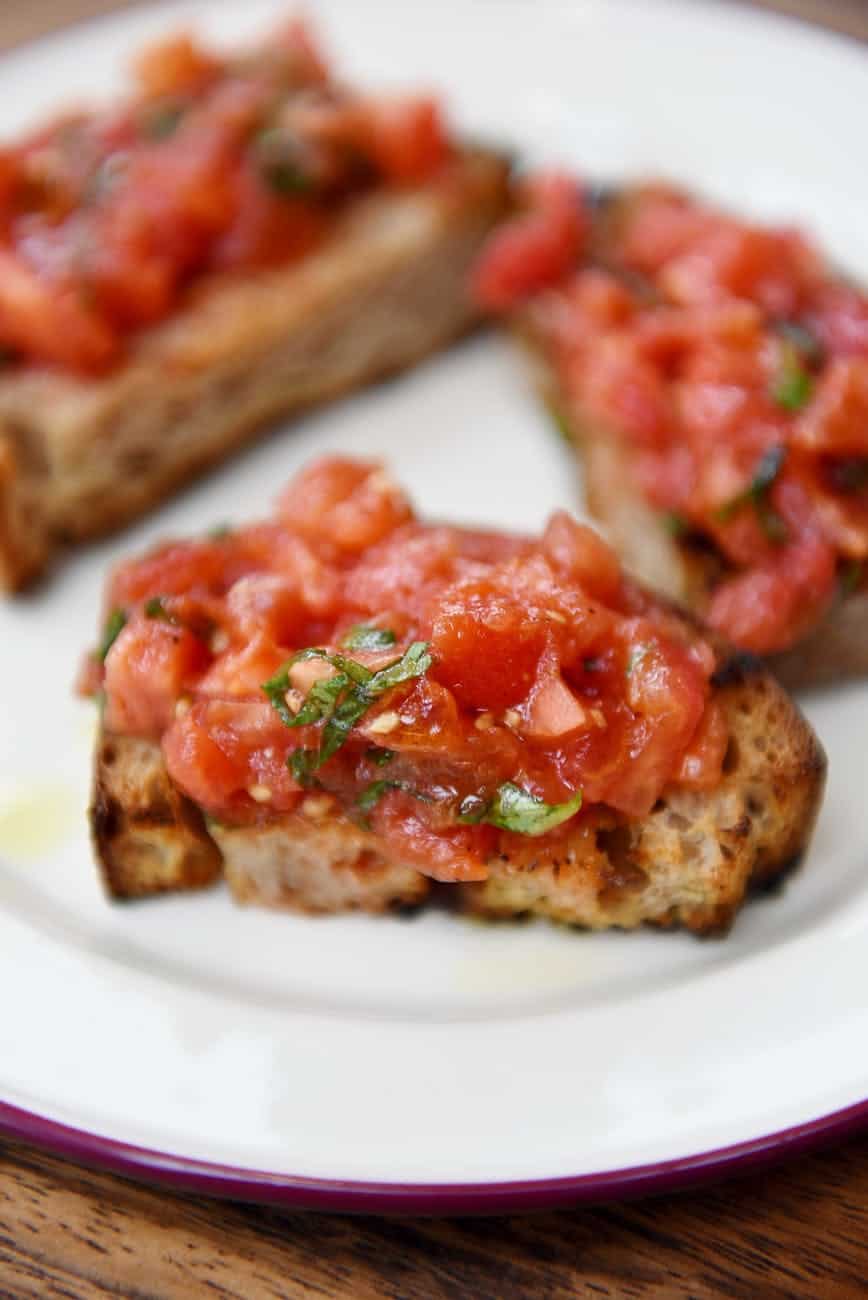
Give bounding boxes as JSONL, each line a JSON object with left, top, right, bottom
{"left": 90, "top": 647, "right": 824, "bottom": 935}
{"left": 0, "top": 150, "right": 509, "bottom": 590}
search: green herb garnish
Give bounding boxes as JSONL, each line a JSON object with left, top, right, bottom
{"left": 144, "top": 596, "right": 170, "bottom": 620}
{"left": 341, "top": 625, "right": 397, "bottom": 652}
{"left": 256, "top": 129, "right": 312, "bottom": 196}
{"left": 774, "top": 319, "right": 823, "bottom": 368}
{"left": 459, "top": 782, "right": 583, "bottom": 837}
{"left": 208, "top": 523, "right": 233, "bottom": 541}
{"left": 662, "top": 511, "right": 689, "bottom": 538}
{"left": 98, "top": 609, "right": 127, "bottom": 662}
{"left": 143, "top": 102, "right": 186, "bottom": 140}
{"left": 263, "top": 641, "right": 432, "bottom": 778}
{"left": 367, "top": 747, "right": 396, "bottom": 767}
{"left": 716, "top": 444, "right": 789, "bottom": 541}
{"left": 771, "top": 345, "right": 813, "bottom": 412}
{"left": 545, "top": 399, "right": 574, "bottom": 445}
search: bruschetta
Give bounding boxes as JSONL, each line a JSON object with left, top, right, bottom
{"left": 474, "top": 175, "right": 868, "bottom": 687}
{"left": 0, "top": 16, "right": 509, "bottom": 589}
{"left": 84, "top": 456, "right": 825, "bottom": 935}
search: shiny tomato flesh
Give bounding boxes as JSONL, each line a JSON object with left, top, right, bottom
{"left": 86, "top": 456, "right": 724, "bottom": 883}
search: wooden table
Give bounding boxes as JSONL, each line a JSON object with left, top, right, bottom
{"left": 2, "top": 2, "right": 867, "bottom": 1296}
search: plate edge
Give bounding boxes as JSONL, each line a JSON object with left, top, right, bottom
{"left": 1, "top": 1096, "right": 866, "bottom": 1213}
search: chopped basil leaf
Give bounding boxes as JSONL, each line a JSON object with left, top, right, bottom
{"left": 144, "top": 596, "right": 170, "bottom": 621}
{"left": 662, "top": 511, "right": 689, "bottom": 538}
{"left": 367, "top": 746, "right": 396, "bottom": 767}
{"left": 265, "top": 641, "right": 432, "bottom": 776}
{"left": 545, "top": 399, "right": 573, "bottom": 445}
{"left": 341, "top": 625, "right": 397, "bottom": 652}
{"left": 143, "top": 102, "right": 186, "bottom": 140}
{"left": 483, "top": 782, "right": 583, "bottom": 837}
{"left": 716, "top": 444, "right": 788, "bottom": 542}
{"left": 774, "top": 319, "right": 824, "bottom": 368}
{"left": 98, "top": 609, "right": 127, "bottom": 662}
{"left": 771, "top": 345, "right": 813, "bottom": 411}
{"left": 583, "top": 656, "right": 604, "bottom": 673}
{"left": 208, "top": 523, "right": 233, "bottom": 541}
{"left": 355, "top": 778, "right": 431, "bottom": 827}
{"left": 256, "top": 129, "right": 313, "bottom": 196}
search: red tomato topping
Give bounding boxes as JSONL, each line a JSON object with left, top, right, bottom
{"left": 84, "top": 457, "right": 725, "bottom": 882}
{"left": 472, "top": 173, "right": 587, "bottom": 310}
{"left": 475, "top": 179, "right": 868, "bottom": 653}
{"left": 0, "top": 19, "right": 454, "bottom": 373}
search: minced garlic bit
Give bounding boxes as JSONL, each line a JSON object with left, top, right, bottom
{"left": 283, "top": 688, "right": 305, "bottom": 715}
{"left": 175, "top": 696, "right": 191, "bottom": 718}
{"left": 302, "top": 794, "right": 334, "bottom": 820}
{"left": 545, "top": 609, "right": 567, "bottom": 624}
{"left": 590, "top": 707, "right": 607, "bottom": 728}
{"left": 502, "top": 709, "right": 522, "bottom": 729}
{"left": 367, "top": 709, "right": 400, "bottom": 736}
{"left": 474, "top": 711, "right": 496, "bottom": 732}
{"left": 210, "top": 629, "right": 230, "bottom": 655}
{"left": 248, "top": 784, "right": 272, "bottom": 803}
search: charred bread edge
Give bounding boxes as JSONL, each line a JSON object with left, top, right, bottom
{"left": 0, "top": 149, "right": 510, "bottom": 591}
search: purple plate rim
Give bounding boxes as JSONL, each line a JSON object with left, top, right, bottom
{"left": 1, "top": 1095, "right": 867, "bottom": 1212}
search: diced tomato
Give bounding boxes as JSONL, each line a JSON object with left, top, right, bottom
{"left": 0, "top": 249, "right": 120, "bottom": 373}
{"left": 371, "top": 791, "right": 492, "bottom": 882}
{"left": 88, "top": 456, "right": 726, "bottom": 863}
{"left": 277, "top": 458, "right": 412, "bottom": 554}
{"left": 271, "top": 17, "right": 331, "bottom": 86}
{"left": 674, "top": 699, "right": 729, "bottom": 790}
{"left": 430, "top": 578, "right": 548, "bottom": 711}
{"left": 707, "top": 531, "right": 837, "bottom": 654}
{"left": 359, "top": 97, "right": 450, "bottom": 185}
{"left": 103, "top": 617, "right": 210, "bottom": 736}
{"left": 133, "top": 33, "right": 221, "bottom": 100}
{"left": 211, "top": 163, "right": 324, "bottom": 270}
{"left": 473, "top": 172, "right": 587, "bottom": 310}
{"left": 541, "top": 511, "right": 622, "bottom": 602}
{"left": 108, "top": 539, "right": 243, "bottom": 608}
{"left": 163, "top": 699, "right": 302, "bottom": 814}
{"left": 521, "top": 647, "right": 589, "bottom": 742}
{"left": 795, "top": 358, "right": 868, "bottom": 456}
{"left": 0, "top": 21, "right": 453, "bottom": 371}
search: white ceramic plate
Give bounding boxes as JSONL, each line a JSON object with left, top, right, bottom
{"left": 2, "top": 0, "right": 868, "bottom": 1211}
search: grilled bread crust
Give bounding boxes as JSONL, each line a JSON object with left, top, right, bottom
{"left": 0, "top": 149, "right": 509, "bottom": 591}
{"left": 89, "top": 648, "right": 825, "bottom": 934}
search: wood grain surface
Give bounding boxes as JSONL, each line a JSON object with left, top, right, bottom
{"left": 2, "top": 3, "right": 868, "bottom": 1298}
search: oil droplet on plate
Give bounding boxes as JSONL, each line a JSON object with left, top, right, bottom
{"left": 0, "top": 784, "right": 80, "bottom": 862}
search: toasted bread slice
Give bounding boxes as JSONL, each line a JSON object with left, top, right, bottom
{"left": 0, "top": 149, "right": 508, "bottom": 591}
{"left": 524, "top": 335, "right": 868, "bottom": 693}
{"left": 90, "top": 646, "right": 824, "bottom": 935}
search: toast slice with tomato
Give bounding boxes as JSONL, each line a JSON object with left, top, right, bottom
{"left": 0, "top": 19, "right": 510, "bottom": 590}
{"left": 86, "top": 457, "right": 825, "bottom": 935}
{"left": 473, "top": 177, "right": 868, "bottom": 688}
